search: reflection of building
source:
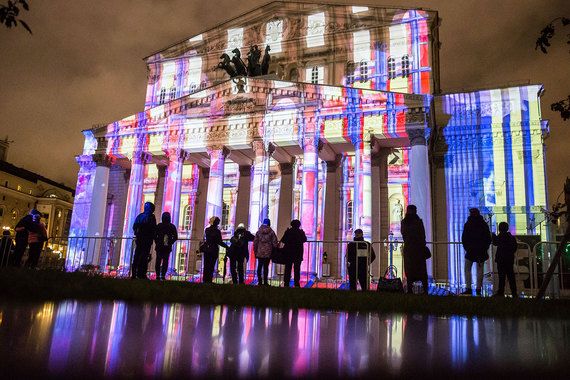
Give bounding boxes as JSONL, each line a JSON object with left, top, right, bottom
{"left": 69, "top": 2, "right": 549, "bottom": 285}
{"left": 0, "top": 141, "right": 74, "bottom": 238}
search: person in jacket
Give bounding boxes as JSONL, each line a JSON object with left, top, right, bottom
{"left": 0, "top": 230, "right": 14, "bottom": 267}
{"left": 228, "top": 223, "right": 254, "bottom": 284}
{"left": 347, "top": 228, "right": 376, "bottom": 291}
{"left": 280, "top": 219, "right": 307, "bottom": 288}
{"left": 492, "top": 222, "right": 518, "bottom": 297}
{"left": 401, "top": 205, "right": 429, "bottom": 294}
{"left": 154, "top": 212, "right": 178, "bottom": 281}
{"left": 26, "top": 211, "right": 48, "bottom": 269}
{"left": 12, "top": 210, "right": 37, "bottom": 267}
{"left": 461, "top": 208, "right": 491, "bottom": 295}
{"left": 253, "top": 218, "right": 278, "bottom": 286}
{"left": 203, "top": 216, "right": 228, "bottom": 283}
{"left": 132, "top": 202, "right": 157, "bottom": 279}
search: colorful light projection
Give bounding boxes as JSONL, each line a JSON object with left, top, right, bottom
{"left": 439, "top": 85, "right": 548, "bottom": 288}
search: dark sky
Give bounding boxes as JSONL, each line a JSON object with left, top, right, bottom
{"left": 0, "top": 0, "right": 568, "bottom": 204}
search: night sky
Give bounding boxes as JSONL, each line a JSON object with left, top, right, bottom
{"left": 0, "top": 0, "right": 567, "bottom": 204}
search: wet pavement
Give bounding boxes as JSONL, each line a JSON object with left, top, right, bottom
{"left": 0, "top": 301, "right": 569, "bottom": 378}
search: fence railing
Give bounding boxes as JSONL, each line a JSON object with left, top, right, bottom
{"left": 1, "top": 236, "right": 568, "bottom": 297}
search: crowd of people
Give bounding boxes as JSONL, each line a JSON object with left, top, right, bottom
{"left": 0, "top": 202, "right": 519, "bottom": 297}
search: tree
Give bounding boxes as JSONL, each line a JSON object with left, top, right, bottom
{"left": 536, "top": 17, "right": 569, "bottom": 120}
{"left": 0, "top": 0, "right": 31, "bottom": 34}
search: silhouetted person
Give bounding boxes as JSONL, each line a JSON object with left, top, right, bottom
{"left": 0, "top": 230, "right": 14, "bottom": 267}
{"left": 228, "top": 223, "right": 254, "bottom": 284}
{"left": 492, "top": 222, "right": 518, "bottom": 297}
{"left": 280, "top": 219, "right": 307, "bottom": 288}
{"left": 132, "top": 202, "right": 157, "bottom": 279}
{"left": 154, "top": 211, "right": 178, "bottom": 281}
{"left": 203, "top": 216, "right": 228, "bottom": 283}
{"left": 462, "top": 208, "right": 491, "bottom": 295}
{"left": 12, "top": 210, "right": 37, "bottom": 267}
{"left": 26, "top": 211, "right": 47, "bottom": 269}
{"left": 347, "top": 228, "right": 376, "bottom": 291}
{"left": 253, "top": 218, "right": 278, "bottom": 286}
{"left": 401, "top": 205, "right": 428, "bottom": 294}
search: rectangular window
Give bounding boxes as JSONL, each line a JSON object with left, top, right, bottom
{"left": 265, "top": 20, "right": 283, "bottom": 54}
{"left": 352, "top": 6, "right": 369, "bottom": 13}
{"left": 306, "top": 12, "right": 325, "bottom": 48}
{"left": 187, "top": 56, "right": 202, "bottom": 93}
{"left": 226, "top": 28, "right": 244, "bottom": 54}
{"left": 306, "top": 66, "right": 324, "bottom": 84}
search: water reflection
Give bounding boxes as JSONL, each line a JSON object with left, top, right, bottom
{"left": 1, "top": 301, "right": 569, "bottom": 378}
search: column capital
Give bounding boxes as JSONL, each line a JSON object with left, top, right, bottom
{"left": 206, "top": 145, "right": 230, "bottom": 158}
{"left": 75, "top": 154, "right": 96, "bottom": 168}
{"left": 406, "top": 126, "right": 427, "bottom": 146}
{"left": 251, "top": 140, "right": 275, "bottom": 156}
{"left": 92, "top": 153, "right": 115, "bottom": 168}
{"left": 131, "top": 151, "right": 152, "bottom": 165}
{"left": 164, "top": 148, "right": 189, "bottom": 162}
{"left": 301, "top": 135, "right": 323, "bottom": 151}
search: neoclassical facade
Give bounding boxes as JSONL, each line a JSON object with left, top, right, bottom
{"left": 68, "top": 2, "right": 548, "bottom": 287}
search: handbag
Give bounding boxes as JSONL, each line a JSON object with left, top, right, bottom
{"left": 424, "top": 246, "right": 432, "bottom": 259}
{"left": 198, "top": 240, "right": 208, "bottom": 254}
{"left": 376, "top": 265, "right": 404, "bottom": 293}
{"left": 270, "top": 244, "right": 289, "bottom": 265}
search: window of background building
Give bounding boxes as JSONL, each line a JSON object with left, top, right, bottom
{"left": 346, "top": 200, "right": 354, "bottom": 230}
{"left": 345, "top": 61, "right": 355, "bottom": 85}
{"left": 307, "top": 66, "right": 324, "bottom": 84}
{"left": 306, "top": 12, "right": 325, "bottom": 48}
{"left": 221, "top": 202, "right": 230, "bottom": 230}
{"left": 159, "top": 88, "right": 167, "bottom": 104}
{"left": 360, "top": 61, "right": 369, "bottom": 82}
{"left": 183, "top": 205, "right": 192, "bottom": 231}
{"left": 265, "top": 19, "right": 283, "bottom": 53}
{"left": 169, "top": 86, "right": 176, "bottom": 100}
{"left": 401, "top": 55, "right": 410, "bottom": 78}
{"left": 388, "top": 57, "right": 396, "bottom": 80}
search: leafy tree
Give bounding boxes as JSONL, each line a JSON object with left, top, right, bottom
{"left": 536, "top": 17, "right": 569, "bottom": 120}
{"left": 0, "top": 0, "right": 31, "bottom": 34}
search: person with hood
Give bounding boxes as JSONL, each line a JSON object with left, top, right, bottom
{"left": 0, "top": 230, "right": 14, "bottom": 267}
{"left": 132, "top": 202, "right": 157, "bottom": 279}
{"left": 347, "top": 228, "right": 376, "bottom": 291}
{"left": 12, "top": 209, "right": 38, "bottom": 267}
{"left": 154, "top": 211, "right": 178, "bottom": 281}
{"left": 280, "top": 219, "right": 307, "bottom": 288}
{"left": 401, "top": 205, "right": 429, "bottom": 294}
{"left": 203, "top": 216, "right": 228, "bottom": 283}
{"left": 253, "top": 218, "right": 278, "bottom": 286}
{"left": 461, "top": 208, "right": 491, "bottom": 295}
{"left": 26, "top": 211, "right": 48, "bottom": 269}
{"left": 492, "top": 222, "right": 518, "bottom": 297}
{"left": 228, "top": 223, "right": 255, "bottom": 284}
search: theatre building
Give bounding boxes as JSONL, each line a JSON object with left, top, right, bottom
{"left": 68, "top": 2, "right": 549, "bottom": 287}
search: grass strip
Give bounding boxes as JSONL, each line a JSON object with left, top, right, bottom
{"left": 1, "top": 268, "right": 570, "bottom": 318}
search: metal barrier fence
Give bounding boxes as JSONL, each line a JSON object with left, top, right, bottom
{"left": 1, "top": 235, "right": 568, "bottom": 297}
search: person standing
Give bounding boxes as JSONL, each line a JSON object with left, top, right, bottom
{"left": 461, "top": 208, "right": 491, "bottom": 295}
{"left": 280, "top": 219, "right": 307, "bottom": 288}
{"left": 12, "top": 210, "right": 37, "bottom": 267}
{"left": 26, "top": 211, "right": 47, "bottom": 269}
{"left": 347, "top": 228, "right": 376, "bottom": 291}
{"left": 0, "top": 230, "right": 14, "bottom": 267}
{"left": 203, "top": 216, "right": 228, "bottom": 283}
{"left": 253, "top": 218, "right": 278, "bottom": 286}
{"left": 228, "top": 223, "right": 254, "bottom": 284}
{"left": 492, "top": 222, "right": 518, "bottom": 297}
{"left": 132, "top": 202, "right": 157, "bottom": 279}
{"left": 401, "top": 205, "right": 429, "bottom": 294}
{"left": 154, "top": 212, "right": 178, "bottom": 281}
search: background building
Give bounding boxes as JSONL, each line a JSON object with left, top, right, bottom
{"left": 68, "top": 2, "right": 549, "bottom": 289}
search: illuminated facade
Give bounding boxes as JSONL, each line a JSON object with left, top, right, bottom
{"left": 69, "top": 2, "right": 548, "bottom": 286}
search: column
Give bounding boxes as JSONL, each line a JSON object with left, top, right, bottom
{"left": 119, "top": 150, "right": 151, "bottom": 271}
{"left": 162, "top": 148, "right": 188, "bottom": 270}
{"left": 352, "top": 134, "right": 373, "bottom": 241}
{"left": 234, "top": 165, "right": 251, "bottom": 229}
{"left": 276, "top": 162, "right": 293, "bottom": 237}
{"left": 248, "top": 141, "right": 273, "bottom": 232}
{"left": 204, "top": 146, "right": 229, "bottom": 226}
{"left": 300, "top": 136, "right": 320, "bottom": 275}
{"left": 407, "top": 124, "right": 434, "bottom": 276}
{"left": 85, "top": 154, "right": 114, "bottom": 268}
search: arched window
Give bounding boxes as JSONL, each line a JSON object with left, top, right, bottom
{"left": 387, "top": 57, "right": 396, "bottom": 80}
{"left": 183, "top": 205, "right": 192, "bottom": 231}
{"left": 221, "top": 202, "right": 230, "bottom": 230}
{"left": 346, "top": 200, "right": 354, "bottom": 231}
{"left": 169, "top": 86, "right": 176, "bottom": 100}
{"left": 359, "top": 60, "right": 369, "bottom": 82}
{"left": 345, "top": 61, "right": 355, "bottom": 85}
{"left": 158, "top": 88, "right": 167, "bottom": 104}
{"left": 401, "top": 55, "right": 410, "bottom": 78}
